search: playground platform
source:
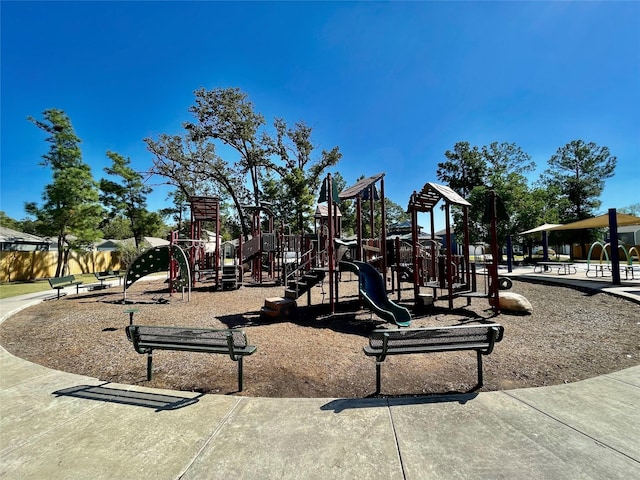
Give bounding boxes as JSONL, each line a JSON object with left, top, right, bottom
{"left": 1, "top": 271, "right": 639, "bottom": 479}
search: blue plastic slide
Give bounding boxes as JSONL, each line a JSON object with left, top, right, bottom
{"left": 339, "top": 260, "right": 411, "bottom": 327}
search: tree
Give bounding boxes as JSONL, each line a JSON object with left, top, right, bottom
{"left": 331, "top": 172, "right": 355, "bottom": 237}
{"left": 26, "top": 109, "right": 103, "bottom": 277}
{"left": 100, "top": 215, "right": 133, "bottom": 239}
{"left": 262, "top": 118, "right": 342, "bottom": 233}
{"left": 0, "top": 211, "right": 21, "bottom": 230}
{"left": 481, "top": 142, "right": 536, "bottom": 245}
{"left": 544, "top": 140, "right": 617, "bottom": 221}
{"left": 437, "top": 141, "right": 537, "bottom": 251}
{"left": 100, "top": 151, "right": 156, "bottom": 248}
{"left": 150, "top": 88, "right": 342, "bottom": 238}
{"left": 620, "top": 203, "right": 640, "bottom": 216}
{"left": 542, "top": 140, "right": 617, "bottom": 256}
{"left": 185, "top": 87, "right": 270, "bottom": 207}
{"left": 145, "top": 132, "right": 252, "bottom": 237}
{"left": 436, "top": 142, "right": 485, "bottom": 199}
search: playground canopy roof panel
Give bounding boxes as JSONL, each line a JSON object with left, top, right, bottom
{"left": 548, "top": 213, "right": 640, "bottom": 231}
{"left": 315, "top": 204, "right": 342, "bottom": 218}
{"left": 189, "top": 196, "right": 220, "bottom": 222}
{"left": 339, "top": 173, "right": 385, "bottom": 200}
{"left": 409, "top": 182, "right": 471, "bottom": 212}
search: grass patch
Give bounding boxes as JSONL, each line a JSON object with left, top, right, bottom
{"left": 0, "top": 274, "right": 99, "bottom": 299}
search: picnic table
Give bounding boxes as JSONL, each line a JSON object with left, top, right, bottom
{"left": 585, "top": 263, "right": 611, "bottom": 278}
{"left": 533, "top": 261, "right": 577, "bottom": 275}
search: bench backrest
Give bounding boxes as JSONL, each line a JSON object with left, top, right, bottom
{"left": 369, "top": 324, "right": 504, "bottom": 352}
{"left": 48, "top": 275, "right": 76, "bottom": 287}
{"left": 97, "top": 270, "right": 120, "bottom": 277}
{"left": 126, "top": 325, "right": 251, "bottom": 354}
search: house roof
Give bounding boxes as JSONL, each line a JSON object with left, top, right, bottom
{"left": 619, "top": 225, "right": 640, "bottom": 233}
{"left": 0, "top": 226, "right": 48, "bottom": 245}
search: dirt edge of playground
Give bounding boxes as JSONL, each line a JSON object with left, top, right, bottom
{"left": 1, "top": 276, "right": 639, "bottom": 398}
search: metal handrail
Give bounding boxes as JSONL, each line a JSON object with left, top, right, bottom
{"left": 284, "top": 247, "right": 318, "bottom": 296}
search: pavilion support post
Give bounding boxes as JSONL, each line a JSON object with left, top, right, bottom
{"left": 609, "top": 208, "right": 621, "bottom": 285}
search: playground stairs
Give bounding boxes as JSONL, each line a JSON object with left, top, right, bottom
{"left": 221, "top": 265, "right": 241, "bottom": 290}
{"left": 260, "top": 296, "right": 297, "bottom": 320}
{"left": 284, "top": 269, "right": 326, "bottom": 300}
{"left": 260, "top": 269, "right": 325, "bottom": 321}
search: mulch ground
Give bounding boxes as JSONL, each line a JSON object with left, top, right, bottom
{"left": 1, "top": 273, "right": 638, "bottom": 398}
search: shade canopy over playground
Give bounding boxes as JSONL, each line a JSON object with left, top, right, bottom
{"left": 548, "top": 213, "right": 640, "bottom": 231}
{"left": 519, "top": 223, "right": 563, "bottom": 235}
{"left": 521, "top": 210, "right": 639, "bottom": 286}
{"left": 520, "top": 214, "right": 640, "bottom": 235}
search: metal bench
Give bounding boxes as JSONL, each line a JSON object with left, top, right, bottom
{"left": 95, "top": 270, "right": 123, "bottom": 286}
{"left": 364, "top": 323, "right": 504, "bottom": 394}
{"left": 125, "top": 325, "right": 257, "bottom": 391}
{"left": 47, "top": 275, "right": 83, "bottom": 299}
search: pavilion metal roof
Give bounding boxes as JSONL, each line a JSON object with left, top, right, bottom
{"left": 338, "top": 173, "right": 385, "bottom": 200}
{"left": 549, "top": 213, "right": 640, "bottom": 230}
{"left": 189, "top": 196, "right": 220, "bottom": 221}
{"left": 408, "top": 182, "right": 471, "bottom": 212}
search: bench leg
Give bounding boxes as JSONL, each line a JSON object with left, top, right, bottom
{"left": 147, "top": 352, "right": 153, "bottom": 381}
{"left": 476, "top": 351, "right": 483, "bottom": 387}
{"left": 375, "top": 362, "right": 382, "bottom": 394}
{"left": 238, "top": 357, "right": 244, "bottom": 392}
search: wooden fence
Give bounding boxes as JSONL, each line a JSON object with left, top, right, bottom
{"left": 0, "top": 250, "right": 121, "bottom": 282}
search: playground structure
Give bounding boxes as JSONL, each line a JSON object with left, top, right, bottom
{"left": 123, "top": 244, "right": 191, "bottom": 300}
{"left": 122, "top": 175, "right": 503, "bottom": 322}
{"left": 123, "top": 195, "right": 222, "bottom": 298}
{"left": 315, "top": 174, "right": 502, "bottom": 323}
{"left": 402, "top": 183, "right": 501, "bottom": 312}
{"left": 340, "top": 259, "right": 411, "bottom": 327}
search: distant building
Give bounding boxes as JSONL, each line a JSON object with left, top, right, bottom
{"left": 95, "top": 237, "right": 171, "bottom": 251}
{"left": 618, "top": 225, "right": 640, "bottom": 246}
{"left": 0, "top": 226, "right": 49, "bottom": 251}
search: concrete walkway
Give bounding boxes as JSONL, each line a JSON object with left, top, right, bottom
{"left": 1, "top": 271, "right": 639, "bottom": 479}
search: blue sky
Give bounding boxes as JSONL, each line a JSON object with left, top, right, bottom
{"left": 1, "top": 1, "right": 639, "bottom": 231}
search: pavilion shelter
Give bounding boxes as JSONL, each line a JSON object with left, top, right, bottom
{"left": 407, "top": 182, "right": 472, "bottom": 310}
{"left": 548, "top": 210, "right": 640, "bottom": 285}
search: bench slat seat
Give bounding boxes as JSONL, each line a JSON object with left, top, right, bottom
{"left": 47, "top": 275, "right": 83, "bottom": 299}
{"left": 95, "top": 270, "right": 123, "bottom": 285}
{"left": 365, "top": 342, "right": 496, "bottom": 356}
{"left": 364, "top": 324, "right": 504, "bottom": 394}
{"left": 126, "top": 325, "right": 256, "bottom": 391}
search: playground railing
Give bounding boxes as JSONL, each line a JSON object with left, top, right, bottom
{"left": 284, "top": 247, "right": 318, "bottom": 296}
